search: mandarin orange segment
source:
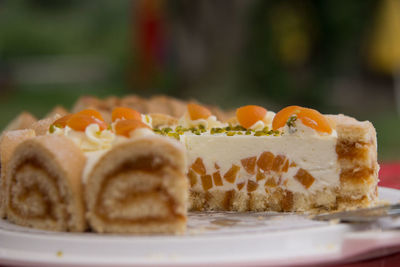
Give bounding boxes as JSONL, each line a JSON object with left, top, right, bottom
{"left": 294, "top": 168, "right": 315, "bottom": 189}
{"left": 265, "top": 187, "right": 270, "bottom": 194}
{"left": 272, "top": 155, "right": 286, "bottom": 172}
{"left": 114, "top": 119, "right": 150, "bottom": 137}
{"left": 201, "top": 175, "right": 213, "bottom": 191}
{"left": 265, "top": 177, "right": 277, "bottom": 187}
{"left": 236, "top": 105, "right": 267, "bottom": 129}
{"left": 212, "top": 171, "right": 223, "bottom": 186}
{"left": 77, "top": 109, "right": 105, "bottom": 122}
{"left": 67, "top": 114, "right": 107, "bottom": 132}
{"left": 281, "top": 190, "right": 294, "bottom": 211}
{"left": 257, "top": 151, "right": 275, "bottom": 171}
{"left": 241, "top": 156, "right": 257, "bottom": 175}
{"left": 52, "top": 114, "right": 73, "bottom": 128}
{"left": 191, "top": 157, "right": 206, "bottom": 175}
{"left": 256, "top": 170, "right": 266, "bottom": 181}
{"left": 298, "top": 108, "right": 332, "bottom": 134}
{"left": 281, "top": 160, "right": 289, "bottom": 172}
{"left": 237, "top": 182, "right": 245, "bottom": 191}
{"left": 188, "top": 169, "right": 198, "bottom": 187}
{"left": 272, "top": 105, "right": 332, "bottom": 134}
{"left": 223, "top": 164, "right": 240, "bottom": 183}
{"left": 247, "top": 180, "right": 259, "bottom": 192}
{"left": 272, "top": 105, "right": 302, "bottom": 130}
{"left": 112, "top": 107, "right": 142, "bottom": 122}
{"left": 187, "top": 103, "right": 212, "bottom": 120}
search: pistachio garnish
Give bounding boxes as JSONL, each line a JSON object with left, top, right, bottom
{"left": 167, "top": 132, "right": 180, "bottom": 140}
{"left": 49, "top": 124, "right": 56, "bottom": 133}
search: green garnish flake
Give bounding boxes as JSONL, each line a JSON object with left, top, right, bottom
{"left": 210, "top": 127, "right": 225, "bottom": 134}
{"left": 163, "top": 127, "right": 172, "bottom": 133}
{"left": 49, "top": 124, "right": 56, "bottom": 133}
{"left": 226, "top": 131, "right": 236, "bottom": 136}
{"left": 233, "top": 125, "right": 246, "bottom": 131}
{"left": 254, "top": 131, "right": 266, "bottom": 136}
{"left": 176, "top": 126, "right": 190, "bottom": 132}
{"left": 167, "top": 132, "right": 180, "bottom": 140}
{"left": 245, "top": 130, "right": 252, "bottom": 135}
{"left": 286, "top": 115, "right": 297, "bottom": 128}
{"left": 273, "top": 130, "right": 281, "bottom": 136}
{"left": 153, "top": 129, "right": 162, "bottom": 134}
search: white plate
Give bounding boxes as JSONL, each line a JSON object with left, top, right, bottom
{"left": 1, "top": 187, "right": 400, "bottom": 267}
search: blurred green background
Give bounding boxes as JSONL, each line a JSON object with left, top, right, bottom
{"left": 0, "top": 0, "right": 399, "bottom": 160}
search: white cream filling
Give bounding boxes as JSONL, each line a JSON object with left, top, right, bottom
{"left": 141, "top": 114, "right": 153, "bottom": 128}
{"left": 82, "top": 150, "right": 109, "bottom": 184}
{"left": 184, "top": 120, "right": 339, "bottom": 195}
{"left": 49, "top": 124, "right": 115, "bottom": 152}
{"left": 129, "top": 127, "right": 155, "bottom": 138}
{"left": 248, "top": 111, "right": 276, "bottom": 130}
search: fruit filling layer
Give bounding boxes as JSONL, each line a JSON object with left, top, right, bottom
{"left": 183, "top": 128, "right": 339, "bottom": 195}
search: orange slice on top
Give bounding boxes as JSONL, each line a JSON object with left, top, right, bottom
{"left": 76, "top": 109, "right": 105, "bottom": 122}
{"left": 297, "top": 107, "right": 332, "bottom": 134}
{"left": 272, "top": 105, "right": 332, "bottom": 134}
{"left": 52, "top": 114, "right": 73, "bottom": 128}
{"left": 67, "top": 114, "right": 108, "bottom": 132}
{"left": 112, "top": 107, "right": 142, "bottom": 122}
{"left": 187, "top": 103, "right": 212, "bottom": 120}
{"left": 236, "top": 105, "right": 267, "bottom": 129}
{"left": 272, "top": 106, "right": 302, "bottom": 131}
{"left": 114, "top": 119, "right": 151, "bottom": 137}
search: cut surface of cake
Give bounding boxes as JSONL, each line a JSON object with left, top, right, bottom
{"left": 153, "top": 104, "right": 379, "bottom": 212}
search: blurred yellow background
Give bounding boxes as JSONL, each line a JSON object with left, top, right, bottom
{"left": 0, "top": 0, "right": 399, "bottom": 160}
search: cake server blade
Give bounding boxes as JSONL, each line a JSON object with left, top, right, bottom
{"left": 312, "top": 203, "right": 400, "bottom": 222}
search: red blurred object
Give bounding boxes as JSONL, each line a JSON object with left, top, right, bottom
{"left": 133, "top": 0, "right": 166, "bottom": 88}
{"left": 378, "top": 162, "right": 400, "bottom": 189}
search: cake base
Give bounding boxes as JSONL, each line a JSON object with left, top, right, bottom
{"left": 189, "top": 188, "right": 375, "bottom": 213}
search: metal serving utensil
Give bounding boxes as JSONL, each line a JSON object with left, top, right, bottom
{"left": 312, "top": 203, "right": 400, "bottom": 222}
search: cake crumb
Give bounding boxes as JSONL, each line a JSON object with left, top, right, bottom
{"left": 329, "top": 219, "right": 340, "bottom": 225}
{"left": 56, "top": 251, "right": 63, "bottom": 258}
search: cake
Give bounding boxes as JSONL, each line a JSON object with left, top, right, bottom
{"left": 153, "top": 103, "right": 379, "bottom": 212}
{"left": 0, "top": 96, "right": 379, "bottom": 233}
{"left": 0, "top": 129, "right": 36, "bottom": 218}
{"left": 84, "top": 136, "right": 187, "bottom": 234}
{"left": 4, "top": 135, "right": 86, "bottom": 231}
